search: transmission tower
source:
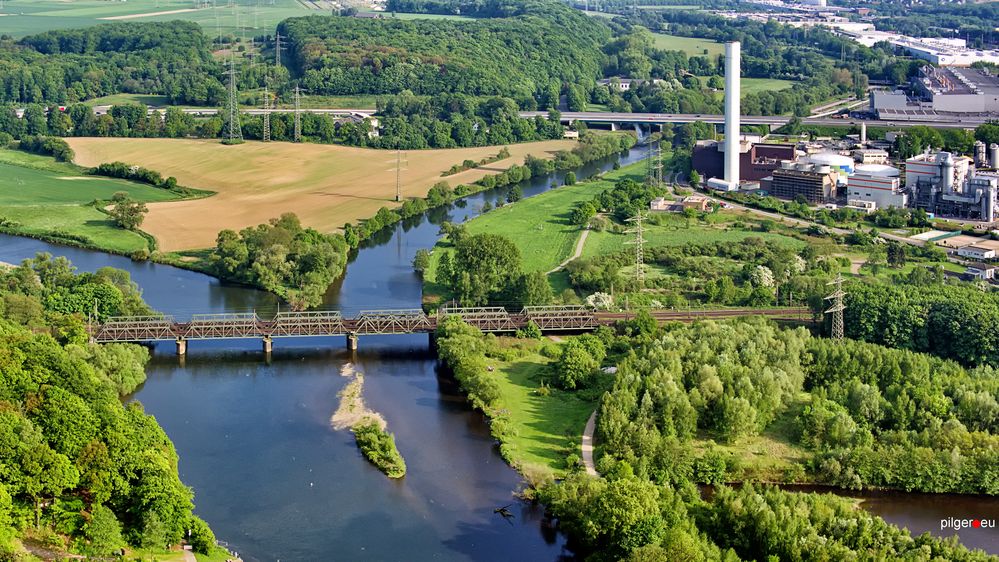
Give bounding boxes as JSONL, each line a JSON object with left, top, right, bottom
{"left": 275, "top": 32, "right": 286, "bottom": 67}
{"left": 625, "top": 212, "right": 647, "bottom": 286}
{"left": 261, "top": 83, "right": 271, "bottom": 142}
{"left": 293, "top": 86, "right": 302, "bottom": 142}
{"left": 646, "top": 140, "right": 663, "bottom": 188}
{"left": 824, "top": 274, "right": 846, "bottom": 340}
{"left": 224, "top": 55, "right": 243, "bottom": 144}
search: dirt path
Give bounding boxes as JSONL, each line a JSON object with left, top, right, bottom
{"left": 547, "top": 228, "right": 590, "bottom": 274}
{"left": 581, "top": 410, "right": 598, "bottom": 476}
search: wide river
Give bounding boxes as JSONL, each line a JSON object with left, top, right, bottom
{"left": 1, "top": 146, "right": 997, "bottom": 559}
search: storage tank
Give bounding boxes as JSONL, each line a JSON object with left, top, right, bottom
{"left": 816, "top": 165, "right": 832, "bottom": 175}
{"left": 991, "top": 143, "right": 999, "bottom": 169}
{"left": 807, "top": 152, "right": 855, "bottom": 174}
{"left": 937, "top": 151, "right": 954, "bottom": 193}
{"left": 854, "top": 163, "right": 900, "bottom": 177}
{"left": 975, "top": 140, "right": 987, "bottom": 167}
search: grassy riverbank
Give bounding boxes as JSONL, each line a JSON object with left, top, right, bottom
{"left": 0, "top": 149, "right": 191, "bottom": 254}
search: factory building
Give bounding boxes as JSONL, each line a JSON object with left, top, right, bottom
{"left": 852, "top": 149, "right": 889, "bottom": 165}
{"left": 804, "top": 152, "right": 854, "bottom": 183}
{"left": 907, "top": 152, "right": 998, "bottom": 222}
{"left": 761, "top": 162, "right": 838, "bottom": 204}
{"left": 872, "top": 66, "right": 999, "bottom": 120}
{"left": 692, "top": 140, "right": 796, "bottom": 183}
{"left": 847, "top": 164, "right": 906, "bottom": 210}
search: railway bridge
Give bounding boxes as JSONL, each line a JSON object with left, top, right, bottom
{"left": 88, "top": 305, "right": 812, "bottom": 355}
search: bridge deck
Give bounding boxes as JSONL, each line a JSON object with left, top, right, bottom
{"left": 89, "top": 307, "right": 811, "bottom": 343}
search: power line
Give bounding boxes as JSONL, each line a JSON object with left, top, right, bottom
{"left": 824, "top": 273, "right": 845, "bottom": 340}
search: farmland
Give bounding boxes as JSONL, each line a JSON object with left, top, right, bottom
{"left": 0, "top": 150, "right": 183, "bottom": 253}
{"left": 0, "top": 0, "right": 311, "bottom": 38}
{"left": 651, "top": 32, "right": 725, "bottom": 57}
{"left": 66, "top": 137, "right": 576, "bottom": 251}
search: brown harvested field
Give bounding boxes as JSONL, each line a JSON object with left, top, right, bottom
{"left": 67, "top": 138, "right": 575, "bottom": 251}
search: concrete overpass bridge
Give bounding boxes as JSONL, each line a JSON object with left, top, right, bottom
{"left": 88, "top": 305, "right": 811, "bottom": 355}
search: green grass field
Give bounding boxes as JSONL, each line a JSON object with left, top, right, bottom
{"left": 0, "top": 0, "right": 311, "bottom": 38}
{"left": 0, "top": 150, "right": 184, "bottom": 253}
{"left": 84, "top": 94, "right": 171, "bottom": 108}
{"left": 455, "top": 161, "right": 647, "bottom": 273}
{"left": 581, "top": 224, "right": 805, "bottom": 259}
{"left": 652, "top": 33, "right": 725, "bottom": 57}
{"left": 697, "top": 76, "right": 797, "bottom": 96}
{"left": 491, "top": 347, "right": 597, "bottom": 475}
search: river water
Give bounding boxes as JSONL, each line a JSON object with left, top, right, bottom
{"left": 1, "top": 146, "right": 997, "bottom": 559}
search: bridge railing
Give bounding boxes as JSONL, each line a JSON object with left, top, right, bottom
{"left": 521, "top": 305, "right": 599, "bottom": 330}
{"left": 438, "top": 306, "right": 517, "bottom": 332}
{"left": 271, "top": 311, "right": 345, "bottom": 337}
{"left": 352, "top": 309, "right": 432, "bottom": 334}
{"left": 91, "top": 315, "right": 177, "bottom": 342}
{"left": 183, "top": 313, "right": 262, "bottom": 339}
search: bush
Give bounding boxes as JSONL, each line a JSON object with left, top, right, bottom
{"left": 352, "top": 420, "right": 407, "bottom": 478}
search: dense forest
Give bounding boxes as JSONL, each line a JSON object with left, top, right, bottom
{"left": 0, "top": 254, "right": 217, "bottom": 557}
{"left": 436, "top": 316, "right": 999, "bottom": 560}
{"left": 0, "top": 21, "right": 222, "bottom": 105}
{"left": 280, "top": 1, "right": 609, "bottom": 99}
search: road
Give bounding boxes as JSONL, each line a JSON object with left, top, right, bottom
{"left": 161, "top": 106, "right": 984, "bottom": 130}
{"left": 547, "top": 228, "right": 591, "bottom": 274}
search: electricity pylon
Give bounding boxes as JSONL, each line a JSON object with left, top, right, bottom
{"left": 293, "top": 86, "right": 302, "bottom": 142}
{"left": 824, "top": 274, "right": 846, "bottom": 339}
{"left": 224, "top": 55, "right": 243, "bottom": 144}
{"left": 261, "top": 83, "right": 271, "bottom": 142}
{"left": 275, "top": 31, "right": 286, "bottom": 67}
{"left": 646, "top": 140, "right": 663, "bottom": 188}
{"left": 625, "top": 212, "right": 647, "bottom": 286}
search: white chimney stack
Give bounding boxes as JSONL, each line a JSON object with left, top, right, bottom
{"left": 724, "top": 41, "right": 741, "bottom": 188}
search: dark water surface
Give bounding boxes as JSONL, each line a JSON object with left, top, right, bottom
{"left": 1, "top": 146, "right": 997, "bottom": 558}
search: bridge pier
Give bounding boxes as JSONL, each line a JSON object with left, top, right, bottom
{"left": 262, "top": 336, "right": 272, "bottom": 354}
{"left": 347, "top": 333, "right": 358, "bottom": 350}
{"left": 610, "top": 122, "right": 619, "bottom": 132}
{"left": 176, "top": 338, "right": 187, "bottom": 356}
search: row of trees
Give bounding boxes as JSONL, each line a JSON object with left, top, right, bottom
{"left": 0, "top": 254, "right": 217, "bottom": 557}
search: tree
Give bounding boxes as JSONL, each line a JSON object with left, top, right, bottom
{"left": 688, "top": 170, "right": 701, "bottom": 188}
{"left": 413, "top": 249, "right": 431, "bottom": 274}
{"left": 108, "top": 194, "right": 148, "bottom": 230}
{"left": 85, "top": 504, "right": 124, "bottom": 556}
{"left": 447, "top": 233, "right": 523, "bottom": 305}
{"left": 513, "top": 271, "right": 553, "bottom": 306}
{"left": 556, "top": 339, "right": 597, "bottom": 389}
{"left": 564, "top": 171, "right": 577, "bottom": 186}
{"left": 506, "top": 185, "right": 523, "bottom": 203}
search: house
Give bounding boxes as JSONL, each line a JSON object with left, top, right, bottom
{"left": 964, "top": 263, "right": 997, "bottom": 280}
{"left": 650, "top": 195, "right": 711, "bottom": 213}
{"left": 597, "top": 78, "right": 663, "bottom": 92}
{"left": 957, "top": 245, "right": 996, "bottom": 261}
{"left": 563, "top": 130, "right": 580, "bottom": 139}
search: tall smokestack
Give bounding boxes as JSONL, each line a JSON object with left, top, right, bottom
{"left": 724, "top": 42, "right": 741, "bottom": 188}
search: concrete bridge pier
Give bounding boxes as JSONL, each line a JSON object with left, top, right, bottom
{"left": 262, "top": 336, "right": 273, "bottom": 354}
{"left": 347, "top": 332, "right": 358, "bottom": 350}
{"left": 610, "top": 122, "right": 619, "bottom": 131}
{"left": 176, "top": 338, "right": 187, "bottom": 356}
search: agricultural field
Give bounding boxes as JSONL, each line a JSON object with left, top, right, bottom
{"left": 0, "top": 150, "right": 183, "bottom": 254}
{"left": 66, "top": 137, "right": 576, "bottom": 251}
{"left": 651, "top": 32, "right": 725, "bottom": 57}
{"left": 0, "top": 0, "right": 311, "bottom": 38}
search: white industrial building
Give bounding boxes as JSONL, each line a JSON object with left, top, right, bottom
{"left": 957, "top": 245, "right": 997, "bottom": 260}
{"left": 907, "top": 151, "right": 999, "bottom": 222}
{"left": 847, "top": 164, "right": 906, "bottom": 210}
{"left": 872, "top": 66, "right": 999, "bottom": 120}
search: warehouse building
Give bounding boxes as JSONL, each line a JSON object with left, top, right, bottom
{"left": 761, "top": 162, "right": 838, "bottom": 204}
{"left": 847, "top": 164, "right": 906, "bottom": 210}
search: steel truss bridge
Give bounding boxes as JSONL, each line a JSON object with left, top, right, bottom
{"left": 88, "top": 306, "right": 811, "bottom": 355}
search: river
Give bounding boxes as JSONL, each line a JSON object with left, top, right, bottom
{"left": 1, "top": 146, "right": 997, "bottom": 559}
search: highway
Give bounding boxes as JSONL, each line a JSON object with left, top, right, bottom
{"left": 168, "top": 106, "right": 984, "bottom": 129}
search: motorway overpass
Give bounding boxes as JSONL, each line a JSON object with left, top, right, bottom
{"left": 174, "top": 107, "right": 984, "bottom": 130}
{"left": 521, "top": 111, "right": 991, "bottom": 129}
